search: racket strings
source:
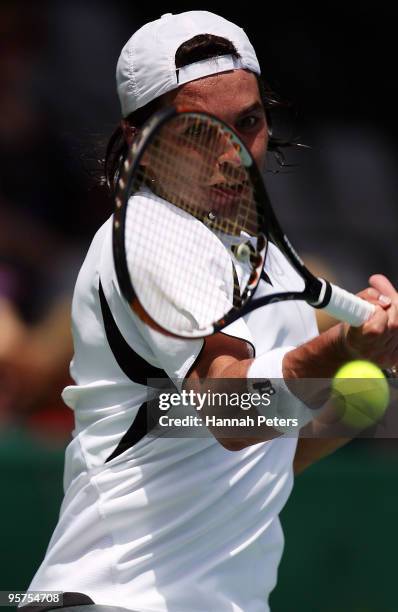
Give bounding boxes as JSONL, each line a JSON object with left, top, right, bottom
{"left": 123, "top": 112, "right": 265, "bottom": 335}
{"left": 150, "top": 115, "right": 261, "bottom": 303}
{"left": 144, "top": 117, "right": 261, "bottom": 234}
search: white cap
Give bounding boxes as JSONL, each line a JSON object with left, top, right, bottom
{"left": 116, "top": 11, "right": 261, "bottom": 117}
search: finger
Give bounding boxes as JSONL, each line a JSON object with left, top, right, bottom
{"left": 386, "top": 303, "right": 398, "bottom": 335}
{"left": 369, "top": 274, "right": 398, "bottom": 299}
{"left": 369, "top": 307, "right": 398, "bottom": 366}
{"left": 362, "top": 305, "right": 388, "bottom": 334}
{"left": 357, "top": 287, "right": 391, "bottom": 309}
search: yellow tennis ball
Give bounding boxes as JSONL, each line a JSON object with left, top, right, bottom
{"left": 332, "top": 360, "right": 389, "bottom": 430}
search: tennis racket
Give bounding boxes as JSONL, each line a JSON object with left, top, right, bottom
{"left": 113, "top": 107, "right": 375, "bottom": 338}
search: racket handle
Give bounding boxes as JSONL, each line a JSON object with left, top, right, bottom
{"left": 324, "top": 283, "right": 376, "bottom": 326}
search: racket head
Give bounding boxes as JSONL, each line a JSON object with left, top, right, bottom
{"left": 113, "top": 107, "right": 268, "bottom": 338}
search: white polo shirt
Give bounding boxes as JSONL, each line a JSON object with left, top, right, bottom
{"left": 28, "top": 199, "right": 318, "bottom": 611}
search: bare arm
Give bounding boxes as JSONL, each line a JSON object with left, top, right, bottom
{"left": 187, "top": 281, "right": 398, "bottom": 452}
{"left": 187, "top": 323, "right": 353, "bottom": 450}
{"left": 293, "top": 276, "right": 398, "bottom": 473}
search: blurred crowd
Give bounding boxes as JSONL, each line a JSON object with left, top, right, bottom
{"left": 0, "top": 1, "right": 123, "bottom": 438}
{"left": 1, "top": 1, "right": 397, "bottom": 443}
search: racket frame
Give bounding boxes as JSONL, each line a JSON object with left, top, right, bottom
{"left": 113, "top": 107, "right": 370, "bottom": 338}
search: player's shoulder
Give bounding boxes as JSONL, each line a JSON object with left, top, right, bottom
{"left": 71, "top": 216, "right": 114, "bottom": 309}
{"left": 90, "top": 215, "right": 114, "bottom": 258}
{"left": 267, "top": 241, "right": 290, "bottom": 266}
{"left": 267, "top": 241, "right": 302, "bottom": 282}
{"left": 79, "top": 216, "right": 113, "bottom": 267}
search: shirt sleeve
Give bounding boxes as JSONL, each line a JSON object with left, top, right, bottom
{"left": 98, "top": 220, "right": 204, "bottom": 387}
{"left": 100, "top": 206, "right": 256, "bottom": 388}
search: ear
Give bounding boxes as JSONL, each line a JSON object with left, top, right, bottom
{"left": 121, "top": 119, "right": 150, "bottom": 170}
{"left": 121, "top": 120, "right": 137, "bottom": 146}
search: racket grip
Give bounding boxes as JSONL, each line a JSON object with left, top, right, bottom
{"left": 324, "top": 283, "right": 376, "bottom": 326}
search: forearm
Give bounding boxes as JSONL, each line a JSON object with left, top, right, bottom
{"left": 282, "top": 323, "right": 352, "bottom": 380}
{"left": 190, "top": 325, "right": 355, "bottom": 450}
{"left": 288, "top": 322, "right": 386, "bottom": 473}
{"left": 285, "top": 325, "right": 359, "bottom": 471}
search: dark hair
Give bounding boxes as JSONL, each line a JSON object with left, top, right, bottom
{"left": 104, "top": 34, "right": 285, "bottom": 193}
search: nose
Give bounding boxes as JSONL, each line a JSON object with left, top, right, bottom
{"left": 217, "top": 137, "right": 242, "bottom": 168}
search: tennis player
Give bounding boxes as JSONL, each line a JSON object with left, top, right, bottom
{"left": 25, "top": 11, "right": 398, "bottom": 612}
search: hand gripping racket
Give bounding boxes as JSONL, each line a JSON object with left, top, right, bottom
{"left": 113, "top": 107, "right": 375, "bottom": 338}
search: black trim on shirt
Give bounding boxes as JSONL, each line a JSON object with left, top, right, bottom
{"left": 260, "top": 270, "right": 273, "bottom": 285}
{"left": 98, "top": 280, "right": 169, "bottom": 460}
{"left": 105, "top": 398, "right": 150, "bottom": 462}
{"left": 219, "top": 330, "right": 256, "bottom": 359}
{"left": 98, "top": 280, "right": 165, "bottom": 385}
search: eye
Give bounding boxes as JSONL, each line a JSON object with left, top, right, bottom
{"left": 183, "top": 122, "right": 210, "bottom": 139}
{"left": 236, "top": 115, "right": 262, "bottom": 132}
{"left": 180, "top": 122, "right": 222, "bottom": 150}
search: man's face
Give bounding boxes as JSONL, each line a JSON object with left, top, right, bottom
{"left": 166, "top": 69, "right": 269, "bottom": 170}
{"left": 142, "top": 70, "right": 268, "bottom": 223}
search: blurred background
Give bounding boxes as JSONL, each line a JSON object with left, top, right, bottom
{"left": 0, "top": 1, "right": 397, "bottom": 610}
